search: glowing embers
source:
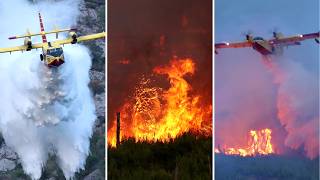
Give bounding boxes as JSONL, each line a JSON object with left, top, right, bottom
{"left": 108, "top": 58, "right": 212, "bottom": 146}
{"left": 216, "top": 128, "right": 274, "bottom": 156}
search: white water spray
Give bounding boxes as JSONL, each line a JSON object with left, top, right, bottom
{"left": 0, "top": 0, "right": 97, "bottom": 179}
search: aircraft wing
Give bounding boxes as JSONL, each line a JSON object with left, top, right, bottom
{"left": 269, "top": 32, "right": 320, "bottom": 45}
{"left": 215, "top": 41, "right": 252, "bottom": 49}
{"left": 54, "top": 32, "right": 106, "bottom": 45}
{"left": 0, "top": 42, "right": 44, "bottom": 53}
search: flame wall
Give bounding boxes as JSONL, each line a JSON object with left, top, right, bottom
{"left": 108, "top": 0, "right": 212, "bottom": 144}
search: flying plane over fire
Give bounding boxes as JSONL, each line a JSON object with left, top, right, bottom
{"left": 0, "top": 13, "right": 105, "bottom": 67}
{"left": 215, "top": 31, "right": 319, "bottom": 60}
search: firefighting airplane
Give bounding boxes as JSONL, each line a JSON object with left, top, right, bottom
{"left": 215, "top": 31, "right": 319, "bottom": 59}
{"left": 0, "top": 13, "right": 105, "bottom": 67}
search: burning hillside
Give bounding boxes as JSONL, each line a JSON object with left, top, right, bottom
{"left": 108, "top": 58, "right": 212, "bottom": 146}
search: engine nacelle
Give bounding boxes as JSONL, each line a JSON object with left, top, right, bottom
{"left": 272, "top": 32, "right": 283, "bottom": 39}
{"left": 24, "top": 37, "right": 32, "bottom": 51}
{"left": 69, "top": 32, "right": 78, "bottom": 44}
{"left": 246, "top": 34, "right": 253, "bottom": 42}
{"left": 315, "top": 38, "right": 319, "bottom": 44}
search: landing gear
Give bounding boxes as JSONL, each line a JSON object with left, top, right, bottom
{"left": 40, "top": 54, "right": 44, "bottom": 61}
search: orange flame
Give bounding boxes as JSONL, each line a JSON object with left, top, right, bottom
{"left": 216, "top": 128, "right": 274, "bottom": 156}
{"left": 108, "top": 58, "right": 212, "bottom": 147}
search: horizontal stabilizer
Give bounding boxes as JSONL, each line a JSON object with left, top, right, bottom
{"left": 8, "top": 28, "right": 77, "bottom": 40}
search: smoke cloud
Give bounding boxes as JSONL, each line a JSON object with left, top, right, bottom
{"left": 273, "top": 58, "right": 319, "bottom": 159}
{"left": 215, "top": 51, "right": 282, "bottom": 150}
{"left": 0, "top": 0, "right": 96, "bottom": 179}
{"left": 215, "top": 46, "right": 319, "bottom": 159}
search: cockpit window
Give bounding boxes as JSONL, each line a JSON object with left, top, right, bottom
{"left": 253, "top": 37, "right": 264, "bottom": 41}
{"left": 47, "top": 48, "right": 63, "bottom": 57}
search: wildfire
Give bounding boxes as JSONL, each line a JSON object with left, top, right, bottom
{"left": 108, "top": 58, "right": 212, "bottom": 146}
{"left": 216, "top": 128, "right": 274, "bottom": 156}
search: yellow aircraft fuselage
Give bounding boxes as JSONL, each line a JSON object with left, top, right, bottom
{"left": 41, "top": 42, "right": 65, "bottom": 67}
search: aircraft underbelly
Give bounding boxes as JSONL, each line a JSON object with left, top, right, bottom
{"left": 46, "top": 56, "right": 65, "bottom": 67}
{"left": 253, "top": 42, "right": 272, "bottom": 55}
{"left": 48, "top": 60, "right": 64, "bottom": 67}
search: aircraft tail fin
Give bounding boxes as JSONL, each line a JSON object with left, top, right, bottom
{"left": 38, "top": 12, "right": 47, "bottom": 43}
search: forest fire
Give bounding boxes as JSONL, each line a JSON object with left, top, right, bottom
{"left": 216, "top": 128, "right": 274, "bottom": 157}
{"left": 108, "top": 58, "right": 212, "bottom": 147}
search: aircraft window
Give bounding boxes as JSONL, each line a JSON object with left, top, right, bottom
{"left": 253, "top": 37, "right": 264, "bottom": 41}
{"left": 48, "top": 48, "right": 63, "bottom": 57}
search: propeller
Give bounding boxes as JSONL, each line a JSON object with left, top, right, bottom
{"left": 26, "top": 28, "right": 32, "bottom": 38}
{"left": 241, "top": 30, "right": 253, "bottom": 41}
{"left": 268, "top": 27, "right": 281, "bottom": 38}
{"left": 53, "top": 25, "right": 59, "bottom": 39}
